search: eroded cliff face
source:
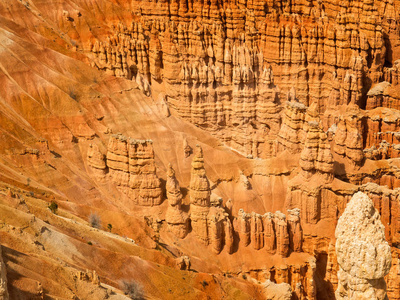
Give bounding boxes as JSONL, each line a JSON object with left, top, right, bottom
{"left": 106, "top": 135, "right": 163, "bottom": 206}
{"left": 86, "top": 0, "right": 400, "bottom": 160}
{"left": 1, "top": 0, "right": 400, "bottom": 299}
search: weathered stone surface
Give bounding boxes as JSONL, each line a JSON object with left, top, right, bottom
{"left": 176, "top": 256, "right": 191, "bottom": 271}
{"left": 287, "top": 208, "right": 302, "bottom": 253}
{"left": 189, "top": 145, "right": 210, "bottom": 207}
{"left": 263, "top": 212, "right": 276, "bottom": 253}
{"left": 183, "top": 138, "right": 192, "bottom": 158}
{"left": 87, "top": 144, "right": 107, "bottom": 179}
{"left": 238, "top": 209, "right": 251, "bottom": 247}
{"left": 106, "top": 135, "right": 162, "bottom": 206}
{"left": 236, "top": 208, "right": 304, "bottom": 257}
{"left": 189, "top": 145, "right": 211, "bottom": 245}
{"left": 263, "top": 280, "right": 292, "bottom": 300}
{"left": 188, "top": 145, "right": 234, "bottom": 252}
{"left": 333, "top": 110, "right": 364, "bottom": 167}
{"left": 275, "top": 211, "right": 290, "bottom": 257}
{"left": 335, "top": 192, "right": 392, "bottom": 300}
{"left": 299, "top": 121, "right": 334, "bottom": 181}
{"left": 88, "top": 0, "right": 396, "bottom": 159}
{"left": 4, "top": 0, "right": 400, "bottom": 298}
{"left": 208, "top": 206, "right": 232, "bottom": 254}
{"left": 165, "top": 164, "right": 189, "bottom": 238}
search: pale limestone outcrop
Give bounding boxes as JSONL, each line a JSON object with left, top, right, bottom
{"left": 106, "top": 135, "right": 162, "bottom": 206}
{"left": 263, "top": 280, "right": 292, "bottom": 300}
{"left": 165, "top": 164, "right": 189, "bottom": 238}
{"left": 335, "top": 192, "right": 392, "bottom": 300}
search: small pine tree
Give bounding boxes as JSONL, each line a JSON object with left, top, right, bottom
{"left": 48, "top": 201, "right": 58, "bottom": 214}
{"left": 107, "top": 223, "right": 112, "bottom": 232}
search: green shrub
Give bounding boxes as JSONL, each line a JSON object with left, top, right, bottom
{"left": 48, "top": 201, "right": 58, "bottom": 214}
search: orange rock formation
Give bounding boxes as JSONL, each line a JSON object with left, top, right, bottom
{"left": 0, "top": 0, "right": 400, "bottom": 298}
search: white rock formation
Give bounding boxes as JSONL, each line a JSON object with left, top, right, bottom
{"left": 263, "top": 280, "right": 292, "bottom": 300}
{"left": 335, "top": 192, "right": 392, "bottom": 300}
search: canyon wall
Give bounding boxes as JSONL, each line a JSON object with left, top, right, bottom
{"left": 2, "top": 0, "right": 400, "bottom": 298}
{"left": 88, "top": 0, "right": 400, "bottom": 160}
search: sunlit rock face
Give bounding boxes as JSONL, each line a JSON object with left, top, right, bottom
{"left": 335, "top": 192, "right": 392, "bottom": 300}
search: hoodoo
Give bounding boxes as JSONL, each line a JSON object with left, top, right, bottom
{"left": 1, "top": 0, "right": 400, "bottom": 298}
{"left": 335, "top": 192, "right": 392, "bottom": 300}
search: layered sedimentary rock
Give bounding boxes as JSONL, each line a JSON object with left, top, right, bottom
{"left": 106, "top": 134, "right": 162, "bottom": 206}
{"left": 287, "top": 208, "right": 303, "bottom": 253}
{"left": 189, "top": 145, "right": 233, "bottom": 253}
{"left": 5, "top": 0, "right": 400, "bottom": 297}
{"left": 299, "top": 121, "right": 334, "bottom": 181}
{"left": 176, "top": 256, "right": 191, "bottom": 271}
{"left": 360, "top": 183, "right": 400, "bottom": 244}
{"left": 333, "top": 109, "right": 364, "bottom": 167}
{"left": 277, "top": 101, "right": 322, "bottom": 154}
{"left": 238, "top": 209, "right": 251, "bottom": 247}
{"left": 275, "top": 212, "right": 290, "bottom": 257}
{"left": 335, "top": 192, "right": 392, "bottom": 300}
{"left": 87, "top": 144, "right": 107, "bottom": 177}
{"left": 286, "top": 119, "right": 335, "bottom": 225}
{"left": 189, "top": 145, "right": 211, "bottom": 244}
{"left": 87, "top": 0, "right": 397, "bottom": 159}
{"left": 237, "top": 209, "right": 303, "bottom": 257}
{"left": 259, "top": 257, "right": 317, "bottom": 300}
{"left": 277, "top": 101, "right": 307, "bottom": 154}
{"left": 208, "top": 204, "right": 234, "bottom": 254}
{"left": 263, "top": 212, "right": 276, "bottom": 253}
{"left": 165, "top": 164, "right": 189, "bottom": 238}
{"left": 363, "top": 108, "right": 400, "bottom": 160}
